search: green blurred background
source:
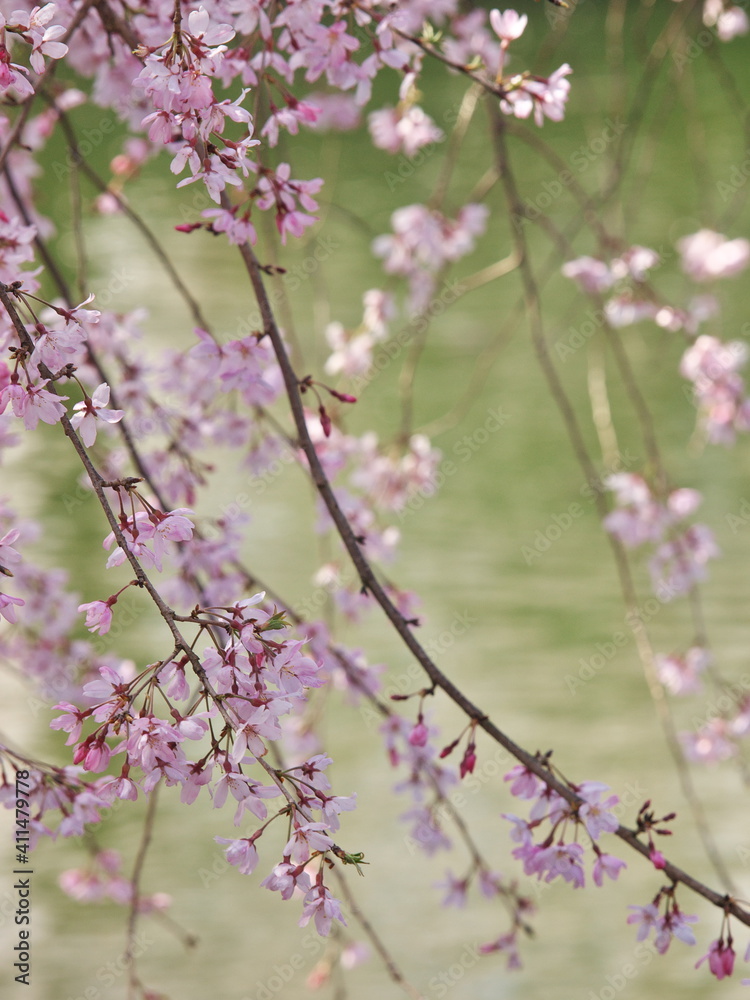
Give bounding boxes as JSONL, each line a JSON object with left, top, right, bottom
{"left": 2, "top": 1, "right": 750, "bottom": 998}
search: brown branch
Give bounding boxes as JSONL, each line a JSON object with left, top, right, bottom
{"left": 488, "top": 113, "right": 740, "bottom": 898}
{"left": 224, "top": 228, "right": 750, "bottom": 926}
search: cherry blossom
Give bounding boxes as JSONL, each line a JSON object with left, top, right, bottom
{"left": 695, "top": 935, "right": 736, "bottom": 978}
{"left": 2, "top": 377, "right": 68, "bottom": 430}
{"left": 69, "top": 383, "right": 124, "bottom": 447}
{"left": 408, "top": 719, "right": 429, "bottom": 747}
{"left": 500, "top": 64, "right": 572, "bottom": 127}
{"left": 298, "top": 875, "right": 347, "bottom": 936}
{"left": 628, "top": 900, "right": 694, "bottom": 953}
{"left": 261, "top": 860, "right": 312, "bottom": 901}
{"left": 703, "top": 0, "right": 749, "bottom": 40}
{"left": 0, "top": 1, "right": 748, "bottom": 986}
{"left": 628, "top": 903, "right": 659, "bottom": 945}
{"left": 23, "top": 4, "right": 69, "bottom": 74}
{"left": 435, "top": 870, "right": 469, "bottom": 908}
{"left": 578, "top": 785, "right": 620, "bottom": 839}
{"left": 679, "top": 334, "right": 750, "bottom": 444}
{"left": 677, "top": 229, "right": 750, "bottom": 282}
{"left": 284, "top": 821, "right": 334, "bottom": 864}
{"left": 504, "top": 763, "right": 544, "bottom": 800}
{"left": 489, "top": 9, "right": 528, "bottom": 43}
{"left": 479, "top": 931, "right": 522, "bottom": 970}
{"left": 368, "top": 73, "right": 443, "bottom": 157}
{"left": 592, "top": 852, "right": 627, "bottom": 887}
{"left": 655, "top": 647, "right": 709, "bottom": 696}
{"left": 561, "top": 256, "right": 615, "bottom": 294}
{"left": 0, "top": 4, "right": 68, "bottom": 95}
{"left": 229, "top": 705, "right": 283, "bottom": 763}
{"left": 50, "top": 702, "right": 89, "bottom": 745}
{"left": 215, "top": 836, "right": 260, "bottom": 875}
{"left": 213, "top": 769, "right": 279, "bottom": 825}
{"left": 654, "top": 906, "right": 699, "bottom": 954}
{"left": 0, "top": 590, "right": 24, "bottom": 622}
{"left": 680, "top": 717, "right": 737, "bottom": 764}
{"left": 77, "top": 599, "right": 114, "bottom": 635}
{"left": 649, "top": 523, "right": 719, "bottom": 598}
{"left": 604, "top": 474, "right": 718, "bottom": 598}
{"left": 373, "top": 203, "right": 488, "bottom": 312}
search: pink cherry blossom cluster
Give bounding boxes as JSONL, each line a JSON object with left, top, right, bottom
{"left": 368, "top": 71, "right": 444, "bottom": 157}
{"left": 373, "top": 202, "right": 488, "bottom": 313}
{"left": 695, "top": 924, "right": 750, "bottom": 982}
{"left": 101, "top": 499, "right": 195, "bottom": 573}
{"left": 47, "top": 588, "right": 358, "bottom": 933}
{"left": 137, "top": 7, "right": 261, "bottom": 205}
{"left": 376, "top": 710, "right": 536, "bottom": 965}
{"left": 380, "top": 711, "right": 457, "bottom": 856}
{"left": 0, "top": 2, "right": 68, "bottom": 99}
{"left": 502, "top": 764, "right": 626, "bottom": 891}
{"left": 324, "top": 288, "right": 396, "bottom": 381}
{"left": 0, "top": 0, "right": 577, "bottom": 259}
{"left": 630, "top": 889, "right": 750, "bottom": 982}
{"left": 298, "top": 407, "right": 444, "bottom": 616}
{"left": 562, "top": 245, "right": 673, "bottom": 330}
{"left": 1, "top": 0, "right": 750, "bottom": 988}
{"left": 701, "top": 0, "right": 749, "bottom": 40}
{"left": 680, "top": 695, "right": 750, "bottom": 765}
{"left": 561, "top": 230, "right": 749, "bottom": 336}
{"left": 627, "top": 887, "right": 698, "bottom": 956}
{"left": 499, "top": 62, "right": 572, "bottom": 128}
{"left": 0, "top": 497, "right": 124, "bottom": 703}
{"left": 655, "top": 646, "right": 710, "bottom": 696}
{"left": 604, "top": 473, "right": 718, "bottom": 599}
{"left": 487, "top": 9, "right": 571, "bottom": 126}
{"left": 677, "top": 229, "right": 750, "bottom": 283}
{"left": 680, "top": 334, "right": 750, "bottom": 445}
{"left": 59, "top": 848, "right": 171, "bottom": 912}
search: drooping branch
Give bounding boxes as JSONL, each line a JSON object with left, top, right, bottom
{"left": 226, "top": 231, "right": 750, "bottom": 927}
